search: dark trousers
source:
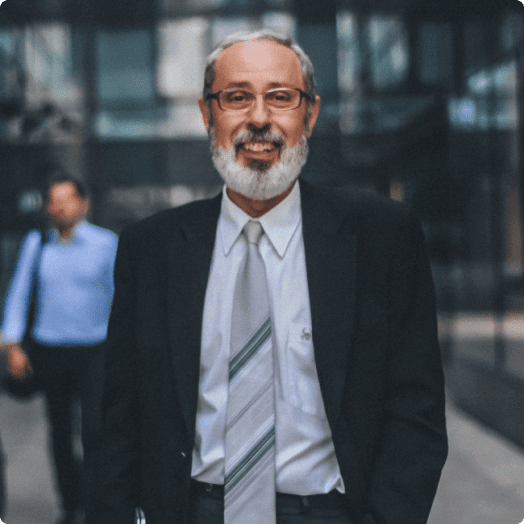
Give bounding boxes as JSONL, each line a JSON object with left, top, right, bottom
{"left": 187, "top": 481, "right": 354, "bottom": 524}
{"left": 28, "top": 340, "right": 105, "bottom": 513}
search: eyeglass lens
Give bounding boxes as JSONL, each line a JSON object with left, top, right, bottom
{"left": 220, "top": 89, "right": 301, "bottom": 111}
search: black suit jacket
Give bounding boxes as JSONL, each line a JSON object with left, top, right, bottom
{"left": 89, "top": 179, "right": 447, "bottom": 524}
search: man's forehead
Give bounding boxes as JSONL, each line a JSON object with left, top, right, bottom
{"left": 49, "top": 182, "right": 80, "bottom": 199}
{"left": 212, "top": 39, "right": 304, "bottom": 90}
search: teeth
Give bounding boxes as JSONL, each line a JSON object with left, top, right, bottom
{"left": 243, "top": 142, "right": 274, "bottom": 152}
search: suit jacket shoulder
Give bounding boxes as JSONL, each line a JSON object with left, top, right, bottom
{"left": 123, "top": 192, "right": 222, "bottom": 241}
{"left": 116, "top": 192, "right": 222, "bottom": 272}
{"left": 300, "top": 179, "right": 416, "bottom": 235}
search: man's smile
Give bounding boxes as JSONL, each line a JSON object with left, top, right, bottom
{"left": 240, "top": 141, "right": 279, "bottom": 153}
{"left": 236, "top": 140, "right": 282, "bottom": 166}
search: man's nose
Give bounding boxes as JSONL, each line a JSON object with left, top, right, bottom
{"left": 247, "top": 95, "right": 271, "bottom": 128}
{"left": 51, "top": 203, "right": 65, "bottom": 214}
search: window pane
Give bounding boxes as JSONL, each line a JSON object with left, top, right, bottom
{"left": 157, "top": 18, "right": 208, "bottom": 98}
{"left": 337, "top": 11, "right": 358, "bottom": 92}
{"left": 500, "top": 12, "right": 524, "bottom": 52}
{"left": 418, "top": 22, "right": 453, "bottom": 86}
{"left": 24, "top": 24, "right": 79, "bottom": 105}
{"left": 96, "top": 104, "right": 206, "bottom": 139}
{"left": 369, "top": 16, "right": 408, "bottom": 88}
{"left": 97, "top": 30, "right": 155, "bottom": 105}
{"left": 451, "top": 61, "right": 518, "bottom": 131}
{"left": 210, "top": 18, "right": 253, "bottom": 47}
{"left": 261, "top": 11, "right": 296, "bottom": 37}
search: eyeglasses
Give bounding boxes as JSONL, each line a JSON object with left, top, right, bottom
{"left": 205, "top": 87, "right": 311, "bottom": 112}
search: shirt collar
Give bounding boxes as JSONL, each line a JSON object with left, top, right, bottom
{"left": 219, "top": 182, "right": 302, "bottom": 258}
{"left": 50, "top": 220, "right": 87, "bottom": 244}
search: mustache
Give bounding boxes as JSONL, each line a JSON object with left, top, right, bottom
{"left": 232, "top": 129, "right": 286, "bottom": 149}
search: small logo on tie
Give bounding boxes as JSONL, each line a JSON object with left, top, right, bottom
{"left": 301, "top": 328, "right": 311, "bottom": 341}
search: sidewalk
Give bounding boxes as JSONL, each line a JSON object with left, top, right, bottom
{"left": 1, "top": 392, "right": 523, "bottom": 524}
{"left": 428, "top": 399, "right": 524, "bottom": 524}
{"left": 1, "top": 393, "right": 58, "bottom": 524}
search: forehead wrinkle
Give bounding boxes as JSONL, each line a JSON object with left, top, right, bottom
{"left": 223, "top": 81, "right": 250, "bottom": 89}
{"left": 222, "top": 81, "right": 301, "bottom": 91}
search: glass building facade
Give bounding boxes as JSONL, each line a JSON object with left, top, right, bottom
{"left": 1, "top": 0, "right": 524, "bottom": 444}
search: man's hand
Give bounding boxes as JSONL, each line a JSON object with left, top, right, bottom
{"left": 6, "top": 344, "right": 32, "bottom": 379}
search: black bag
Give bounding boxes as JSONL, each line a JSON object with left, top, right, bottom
{"left": 3, "top": 339, "right": 42, "bottom": 399}
{"left": 3, "top": 231, "right": 46, "bottom": 400}
{"left": 3, "top": 365, "right": 41, "bottom": 399}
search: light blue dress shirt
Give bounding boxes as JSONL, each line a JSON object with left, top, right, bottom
{"left": 1, "top": 221, "right": 118, "bottom": 346}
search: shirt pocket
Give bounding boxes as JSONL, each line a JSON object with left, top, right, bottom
{"left": 286, "top": 322, "right": 324, "bottom": 416}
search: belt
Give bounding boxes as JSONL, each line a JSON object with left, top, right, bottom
{"left": 190, "top": 480, "right": 347, "bottom": 514}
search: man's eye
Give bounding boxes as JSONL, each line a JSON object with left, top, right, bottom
{"left": 224, "top": 91, "right": 251, "bottom": 103}
{"left": 267, "top": 90, "right": 293, "bottom": 102}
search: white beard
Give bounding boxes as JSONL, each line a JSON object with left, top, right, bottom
{"left": 210, "top": 128, "right": 309, "bottom": 201}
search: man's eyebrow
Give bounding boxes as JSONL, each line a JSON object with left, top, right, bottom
{"left": 224, "top": 82, "right": 251, "bottom": 89}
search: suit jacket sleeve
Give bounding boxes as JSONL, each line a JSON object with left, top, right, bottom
{"left": 89, "top": 226, "right": 140, "bottom": 524}
{"left": 363, "top": 209, "right": 448, "bottom": 524}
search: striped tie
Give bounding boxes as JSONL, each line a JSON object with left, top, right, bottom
{"left": 225, "top": 220, "right": 276, "bottom": 524}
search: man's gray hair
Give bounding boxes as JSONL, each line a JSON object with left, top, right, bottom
{"left": 202, "top": 30, "right": 318, "bottom": 125}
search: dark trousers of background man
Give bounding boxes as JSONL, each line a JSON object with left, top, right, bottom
{"left": 28, "top": 340, "right": 105, "bottom": 515}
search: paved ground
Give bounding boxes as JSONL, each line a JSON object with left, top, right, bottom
{"left": 1, "top": 393, "right": 58, "bottom": 524}
{"left": 0, "top": 391, "right": 523, "bottom": 524}
{"left": 428, "top": 400, "right": 524, "bottom": 524}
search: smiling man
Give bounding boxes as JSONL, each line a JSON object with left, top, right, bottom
{"left": 200, "top": 35, "right": 320, "bottom": 218}
{"left": 199, "top": 36, "right": 319, "bottom": 216}
{"left": 89, "top": 31, "right": 447, "bottom": 524}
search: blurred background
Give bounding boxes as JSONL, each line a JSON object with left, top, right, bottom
{"left": 1, "top": 0, "right": 524, "bottom": 521}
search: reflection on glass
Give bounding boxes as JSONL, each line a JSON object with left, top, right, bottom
{"left": 211, "top": 18, "right": 253, "bottom": 47}
{"left": 369, "top": 17, "right": 408, "bottom": 88}
{"left": 337, "top": 11, "right": 358, "bottom": 92}
{"left": 261, "top": 11, "right": 296, "bottom": 38}
{"left": 96, "top": 104, "right": 207, "bottom": 139}
{"left": 24, "top": 24, "right": 80, "bottom": 106}
{"left": 157, "top": 18, "right": 207, "bottom": 98}
{"left": 97, "top": 29, "right": 155, "bottom": 105}
{"left": 467, "top": 62, "right": 517, "bottom": 95}
{"left": 500, "top": 11, "right": 524, "bottom": 51}
{"left": 417, "top": 22, "right": 453, "bottom": 86}
{"left": 450, "top": 61, "right": 518, "bottom": 131}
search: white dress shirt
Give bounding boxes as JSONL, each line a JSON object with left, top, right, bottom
{"left": 191, "top": 182, "right": 344, "bottom": 495}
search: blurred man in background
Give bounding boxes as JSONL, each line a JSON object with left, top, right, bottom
{"left": 90, "top": 31, "right": 447, "bottom": 524}
{"left": 1, "top": 168, "right": 118, "bottom": 524}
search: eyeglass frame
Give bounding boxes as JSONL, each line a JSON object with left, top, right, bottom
{"left": 205, "top": 87, "right": 312, "bottom": 112}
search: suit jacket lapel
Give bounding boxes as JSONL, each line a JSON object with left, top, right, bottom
{"left": 300, "top": 179, "right": 357, "bottom": 428}
{"left": 167, "top": 193, "right": 222, "bottom": 437}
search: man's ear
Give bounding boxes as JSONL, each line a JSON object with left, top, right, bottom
{"left": 198, "top": 97, "right": 211, "bottom": 131}
{"left": 82, "top": 197, "right": 90, "bottom": 217}
{"left": 306, "top": 95, "right": 321, "bottom": 137}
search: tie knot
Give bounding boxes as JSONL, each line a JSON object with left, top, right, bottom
{"left": 243, "top": 220, "right": 264, "bottom": 245}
